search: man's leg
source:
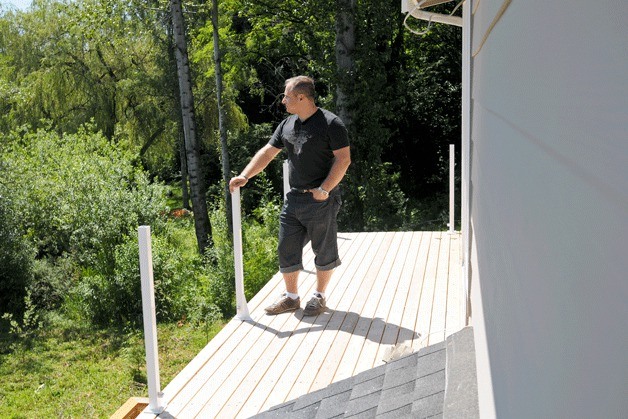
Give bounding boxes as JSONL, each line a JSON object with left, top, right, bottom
{"left": 315, "top": 268, "right": 333, "bottom": 295}
{"left": 283, "top": 270, "right": 300, "bottom": 294}
{"left": 265, "top": 193, "right": 306, "bottom": 314}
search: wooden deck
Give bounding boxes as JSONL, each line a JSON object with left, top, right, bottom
{"left": 153, "top": 231, "right": 464, "bottom": 418}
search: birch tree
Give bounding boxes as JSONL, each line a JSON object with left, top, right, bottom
{"left": 170, "top": 0, "right": 211, "bottom": 253}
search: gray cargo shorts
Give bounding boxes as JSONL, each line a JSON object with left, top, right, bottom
{"left": 278, "top": 189, "right": 342, "bottom": 273}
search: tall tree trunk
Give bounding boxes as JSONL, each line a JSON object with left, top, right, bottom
{"left": 211, "top": 0, "right": 233, "bottom": 235}
{"left": 335, "top": 0, "right": 363, "bottom": 227}
{"left": 335, "top": 0, "right": 356, "bottom": 130}
{"left": 171, "top": 0, "right": 211, "bottom": 253}
{"left": 179, "top": 132, "right": 191, "bottom": 210}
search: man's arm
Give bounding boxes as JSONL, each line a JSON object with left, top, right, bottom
{"left": 312, "top": 146, "right": 351, "bottom": 201}
{"left": 229, "top": 144, "right": 282, "bottom": 192}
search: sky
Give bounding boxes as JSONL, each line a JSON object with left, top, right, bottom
{"left": 4, "top": 0, "right": 31, "bottom": 10}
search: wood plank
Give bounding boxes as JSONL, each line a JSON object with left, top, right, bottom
{"left": 343, "top": 232, "right": 406, "bottom": 376}
{"left": 374, "top": 231, "right": 425, "bottom": 363}
{"left": 304, "top": 233, "right": 391, "bottom": 393}
{"left": 412, "top": 232, "right": 442, "bottom": 351}
{"left": 212, "top": 234, "right": 357, "bottom": 416}
{"left": 428, "top": 231, "right": 451, "bottom": 344}
{"left": 445, "top": 232, "right": 463, "bottom": 337}
{"left": 147, "top": 231, "right": 466, "bottom": 418}
{"left": 397, "top": 231, "right": 430, "bottom": 345}
{"left": 198, "top": 234, "right": 358, "bottom": 417}
{"left": 354, "top": 231, "right": 415, "bottom": 372}
{"left": 260, "top": 233, "right": 370, "bottom": 407}
{"left": 330, "top": 232, "right": 400, "bottom": 382}
{"left": 216, "top": 232, "right": 370, "bottom": 417}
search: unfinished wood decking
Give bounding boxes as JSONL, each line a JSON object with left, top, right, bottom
{"left": 153, "top": 230, "right": 464, "bottom": 418}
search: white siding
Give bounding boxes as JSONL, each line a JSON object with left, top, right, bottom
{"left": 468, "top": 1, "right": 628, "bottom": 417}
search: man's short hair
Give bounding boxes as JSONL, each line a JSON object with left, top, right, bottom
{"left": 285, "top": 76, "right": 316, "bottom": 100}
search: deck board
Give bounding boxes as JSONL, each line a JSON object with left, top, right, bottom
{"left": 151, "top": 231, "right": 464, "bottom": 418}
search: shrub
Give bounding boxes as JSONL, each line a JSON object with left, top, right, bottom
{"left": 0, "top": 189, "right": 34, "bottom": 317}
{"left": 1, "top": 124, "right": 167, "bottom": 267}
{"left": 79, "top": 224, "right": 214, "bottom": 327}
{"left": 206, "top": 180, "right": 281, "bottom": 316}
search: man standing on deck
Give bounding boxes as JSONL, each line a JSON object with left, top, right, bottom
{"left": 229, "top": 76, "right": 351, "bottom": 316}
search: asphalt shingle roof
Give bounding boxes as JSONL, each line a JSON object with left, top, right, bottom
{"left": 251, "top": 326, "right": 478, "bottom": 419}
{"left": 253, "top": 343, "right": 447, "bottom": 418}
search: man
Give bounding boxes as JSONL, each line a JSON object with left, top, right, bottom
{"left": 229, "top": 76, "right": 351, "bottom": 316}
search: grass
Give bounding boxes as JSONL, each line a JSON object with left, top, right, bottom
{"left": 0, "top": 320, "right": 225, "bottom": 418}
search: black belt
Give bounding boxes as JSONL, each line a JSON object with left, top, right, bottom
{"left": 290, "top": 188, "right": 310, "bottom": 193}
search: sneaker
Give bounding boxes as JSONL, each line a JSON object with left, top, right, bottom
{"left": 264, "top": 294, "right": 300, "bottom": 315}
{"left": 303, "top": 294, "right": 326, "bottom": 316}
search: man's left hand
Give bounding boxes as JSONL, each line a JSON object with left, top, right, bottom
{"left": 310, "top": 187, "right": 329, "bottom": 201}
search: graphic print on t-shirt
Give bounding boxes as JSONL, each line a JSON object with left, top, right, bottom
{"left": 285, "top": 125, "right": 310, "bottom": 155}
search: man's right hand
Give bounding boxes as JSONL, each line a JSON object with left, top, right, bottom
{"left": 229, "top": 175, "right": 248, "bottom": 193}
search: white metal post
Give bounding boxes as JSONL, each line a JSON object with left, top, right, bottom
{"left": 138, "top": 226, "right": 164, "bottom": 414}
{"left": 449, "top": 144, "right": 455, "bottom": 233}
{"left": 231, "top": 188, "right": 251, "bottom": 321}
{"left": 283, "top": 159, "right": 290, "bottom": 199}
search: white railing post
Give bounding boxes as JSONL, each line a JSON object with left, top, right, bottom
{"left": 138, "top": 226, "right": 164, "bottom": 414}
{"left": 283, "top": 159, "right": 290, "bottom": 199}
{"left": 231, "top": 188, "right": 251, "bottom": 321}
{"left": 449, "top": 144, "right": 455, "bottom": 233}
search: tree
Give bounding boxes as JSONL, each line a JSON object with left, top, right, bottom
{"left": 335, "top": 0, "right": 356, "bottom": 130}
{"left": 170, "top": 0, "right": 211, "bottom": 253}
{"left": 211, "top": 0, "right": 233, "bottom": 234}
{"left": 0, "top": 0, "right": 183, "bottom": 177}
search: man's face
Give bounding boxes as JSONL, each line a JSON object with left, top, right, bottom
{"left": 281, "top": 86, "right": 301, "bottom": 114}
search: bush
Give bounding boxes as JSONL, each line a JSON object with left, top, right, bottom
{"left": 0, "top": 190, "right": 33, "bottom": 317}
{"left": 0, "top": 123, "right": 184, "bottom": 327}
{"left": 78, "top": 221, "right": 216, "bottom": 327}
{"left": 1, "top": 124, "right": 167, "bottom": 267}
{"left": 206, "top": 181, "right": 281, "bottom": 316}
{"left": 340, "top": 162, "right": 409, "bottom": 232}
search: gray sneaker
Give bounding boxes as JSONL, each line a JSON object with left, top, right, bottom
{"left": 303, "top": 295, "right": 326, "bottom": 316}
{"left": 264, "top": 294, "right": 300, "bottom": 315}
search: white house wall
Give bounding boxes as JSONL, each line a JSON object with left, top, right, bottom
{"left": 468, "top": 1, "right": 628, "bottom": 417}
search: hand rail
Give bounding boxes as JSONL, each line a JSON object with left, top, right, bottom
{"left": 231, "top": 188, "right": 251, "bottom": 321}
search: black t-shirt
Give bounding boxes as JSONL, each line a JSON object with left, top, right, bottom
{"left": 269, "top": 108, "right": 349, "bottom": 189}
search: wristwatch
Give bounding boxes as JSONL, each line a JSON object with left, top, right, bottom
{"left": 316, "top": 186, "right": 329, "bottom": 197}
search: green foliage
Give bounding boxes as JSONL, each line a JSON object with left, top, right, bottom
{"left": 0, "top": 0, "right": 182, "bottom": 176}
{"left": 243, "top": 193, "right": 281, "bottom": 298}
{"left": 341, "top": 162, "right": 408, "bottom": 232}
{"left": 0, "top": 190, "right": 34, "bottom": 316}
{"left": 78, "top": 221, "right": 217, "bottom": 327}
{"left": 28, "top": 257, "right": 77, "bottom": 312}
{"left": 206, "top": 182, "right": 281, "bottom": 316}
{"left": 2, "top": 124, "right": 167, "bottom": 267}
{"left": 1, "top": 290, "right": 42, "bottom": 352}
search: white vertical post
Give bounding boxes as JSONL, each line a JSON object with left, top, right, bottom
{"left": 283, "top": 159, "right": 290, "bottom": 199}
{"left": 449, "top": 144, "right": 455, "bottom": 233}
{"left": 461, "top": 0, "right": 472, "bottom": 324}
{"left": 231, "top": 188, "right": 251, "bottom": 321}
{"left": 138, "top": 226, "right": 164, "bottom": 414}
